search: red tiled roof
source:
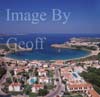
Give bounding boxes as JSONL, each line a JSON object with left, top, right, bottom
{"left": 10, "top": 83, "right": 21, "bottom": 86}
{"left": 68, "top": 83, "right": 92, "bottom": 89}
{"left": 33, "top": 84, "right": 44, "bottom": 88}
{"left": 88, "top": 89, "right": 100, "bottom": 97}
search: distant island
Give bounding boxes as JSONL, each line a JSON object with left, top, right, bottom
{"left": 0, "top": 33, "right": 31, "bottom": 36}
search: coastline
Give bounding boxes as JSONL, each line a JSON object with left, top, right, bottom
{"left": 3, "top": 48, "right": 100, "bottom": 62}
{"left": 1, "top": 37, "right": 100, "bottom": 62}
{"left": 64, "top": 49, "right": 100, "bottom": 62}
{"left": 50, "top": 40, "right": 100, "bottom": 61}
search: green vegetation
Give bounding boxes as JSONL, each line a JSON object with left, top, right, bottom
{"left": 75, "top": 52, "right": 100, "bottom": 62}
{"left": 0, "top": 66, "right": 6, "bottom": 79}
{"left": 0, "top": 43, "right": 27, "bottom": 52}
{"left": 47, "top": 70, "right": 54, "bottom": 77}
{"left": 44, "top": 84, "right": 54, "bottom": 90}
{"left": 80, "top": 67, "right": 100, "bottom": 94}
{"left": 63, "top": 93, "right": 83, "bottom": 97}
{"left": 0, "top": 44, "right": 10, "bottom": 51}
{"left": 6, "top": 77, "right": 12, "bottom": 84}
{"left": 38, "top": 89, "right": 49, "bottom": 96}
{"left": 23, "top": 85, "right": 31, "bottom": 95}
{"left": 29, "top": 93, "right": 37, "bottom": 97}
{"left": 71, "top": 45, "right": 97, "bottom": 51}
{"left": 9, "top": 92, "right": 23, "bottom": 96}
{"left": 97, "top": 53, "right": 100, "bottom": 60}
{"left": 34, "top": 68, "right": 38, "bottom": 76}
{"left": 0, "top": 44, "right": 19, "bottom": 51}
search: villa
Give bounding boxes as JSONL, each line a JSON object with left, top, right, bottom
{"left": 9, "top": 82, "right": 21, "bottom": 92}
{"left": 39, "top": 77, "right": 49, "bottom": 84}
{"left": 61, "top": 67, "right": 72, "bottom": 76}
{"left": 38, "top": 68, "right": 47, "bottom": 76}
{"left": 31, "top": 84, "right": 44, "bottom": 93}
{"left": 14, "top": 66, "right": 30, "bottom": 75}
{"left": 42, "top": 63, "right": 48, "bottom": 68}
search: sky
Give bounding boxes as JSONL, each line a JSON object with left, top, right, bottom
{"left": 0, "top": 0, "right": 100, "bottom": 34}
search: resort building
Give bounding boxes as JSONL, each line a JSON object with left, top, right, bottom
{"left": 67, "top": 83, "right": 93, "bottom": 92}
{"left": 67, "top": 83, "right": 100, "bottom": 97}
{"left": 73, "top": 66, "right": 85, "bottom": 73}
{"left": 62, "top": 66, "right": 100, "bottom": 97}
{"left": 61, "top": 68, "right": 84, "bottom": 83}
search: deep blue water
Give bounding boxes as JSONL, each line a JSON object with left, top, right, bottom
{"left": 0, "top": 33, "right": 100, "bottom": 60}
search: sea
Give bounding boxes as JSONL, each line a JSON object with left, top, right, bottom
{"left": 0, "top": 33, "right": 100, "bottom": 60}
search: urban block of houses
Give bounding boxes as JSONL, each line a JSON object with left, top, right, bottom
{"left": 14, "top": 66, "right": 30, "bottom": 75}
{"left": 60, "top": 66, "right": 100, "bottom": 97}
{"left": 54, "top": 60, "right": 64, "bottom": 66}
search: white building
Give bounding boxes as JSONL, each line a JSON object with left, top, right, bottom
{"left": 32, "top": 84, "right": 44, "bottom": 93}
{"left": 38, "top": 69, "right": 47, "bottom": 76}
{"left": 39, "top": 77, "right": 49, "bottom": 84}
{"left": 9, "top": 83, "right": 21, "bottom": 92}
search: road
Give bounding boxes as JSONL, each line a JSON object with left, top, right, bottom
{"left": 45, "top": 67, "right": 63, "bottom": 97}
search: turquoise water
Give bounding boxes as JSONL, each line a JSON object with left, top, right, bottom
{"left": 28, "top": 77, "right": 37, "bottom": 84}
{"left": 30, "top": 78, "right": 37, "bottom": 84}
{"left": 7, "top": 48, "right": 90, "bottom": 60}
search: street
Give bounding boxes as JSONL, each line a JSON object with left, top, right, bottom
{"left": 45, "top": 67, "right": 64, "bottom": 97}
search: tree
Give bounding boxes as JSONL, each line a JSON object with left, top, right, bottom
{"left": 80, "top": 67, "right": 100, "bottom": 94}
{"left": 23, "top": 85, "right": 31, "bottom": 95}
{"left": 0, "top": 67, "right": 6, "bottom": 79}
{"left": 38, "top": 89, "right": 49, "bottom": 96}
{"left": 29, "top": 93, "right": 37, "bottom": 97}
